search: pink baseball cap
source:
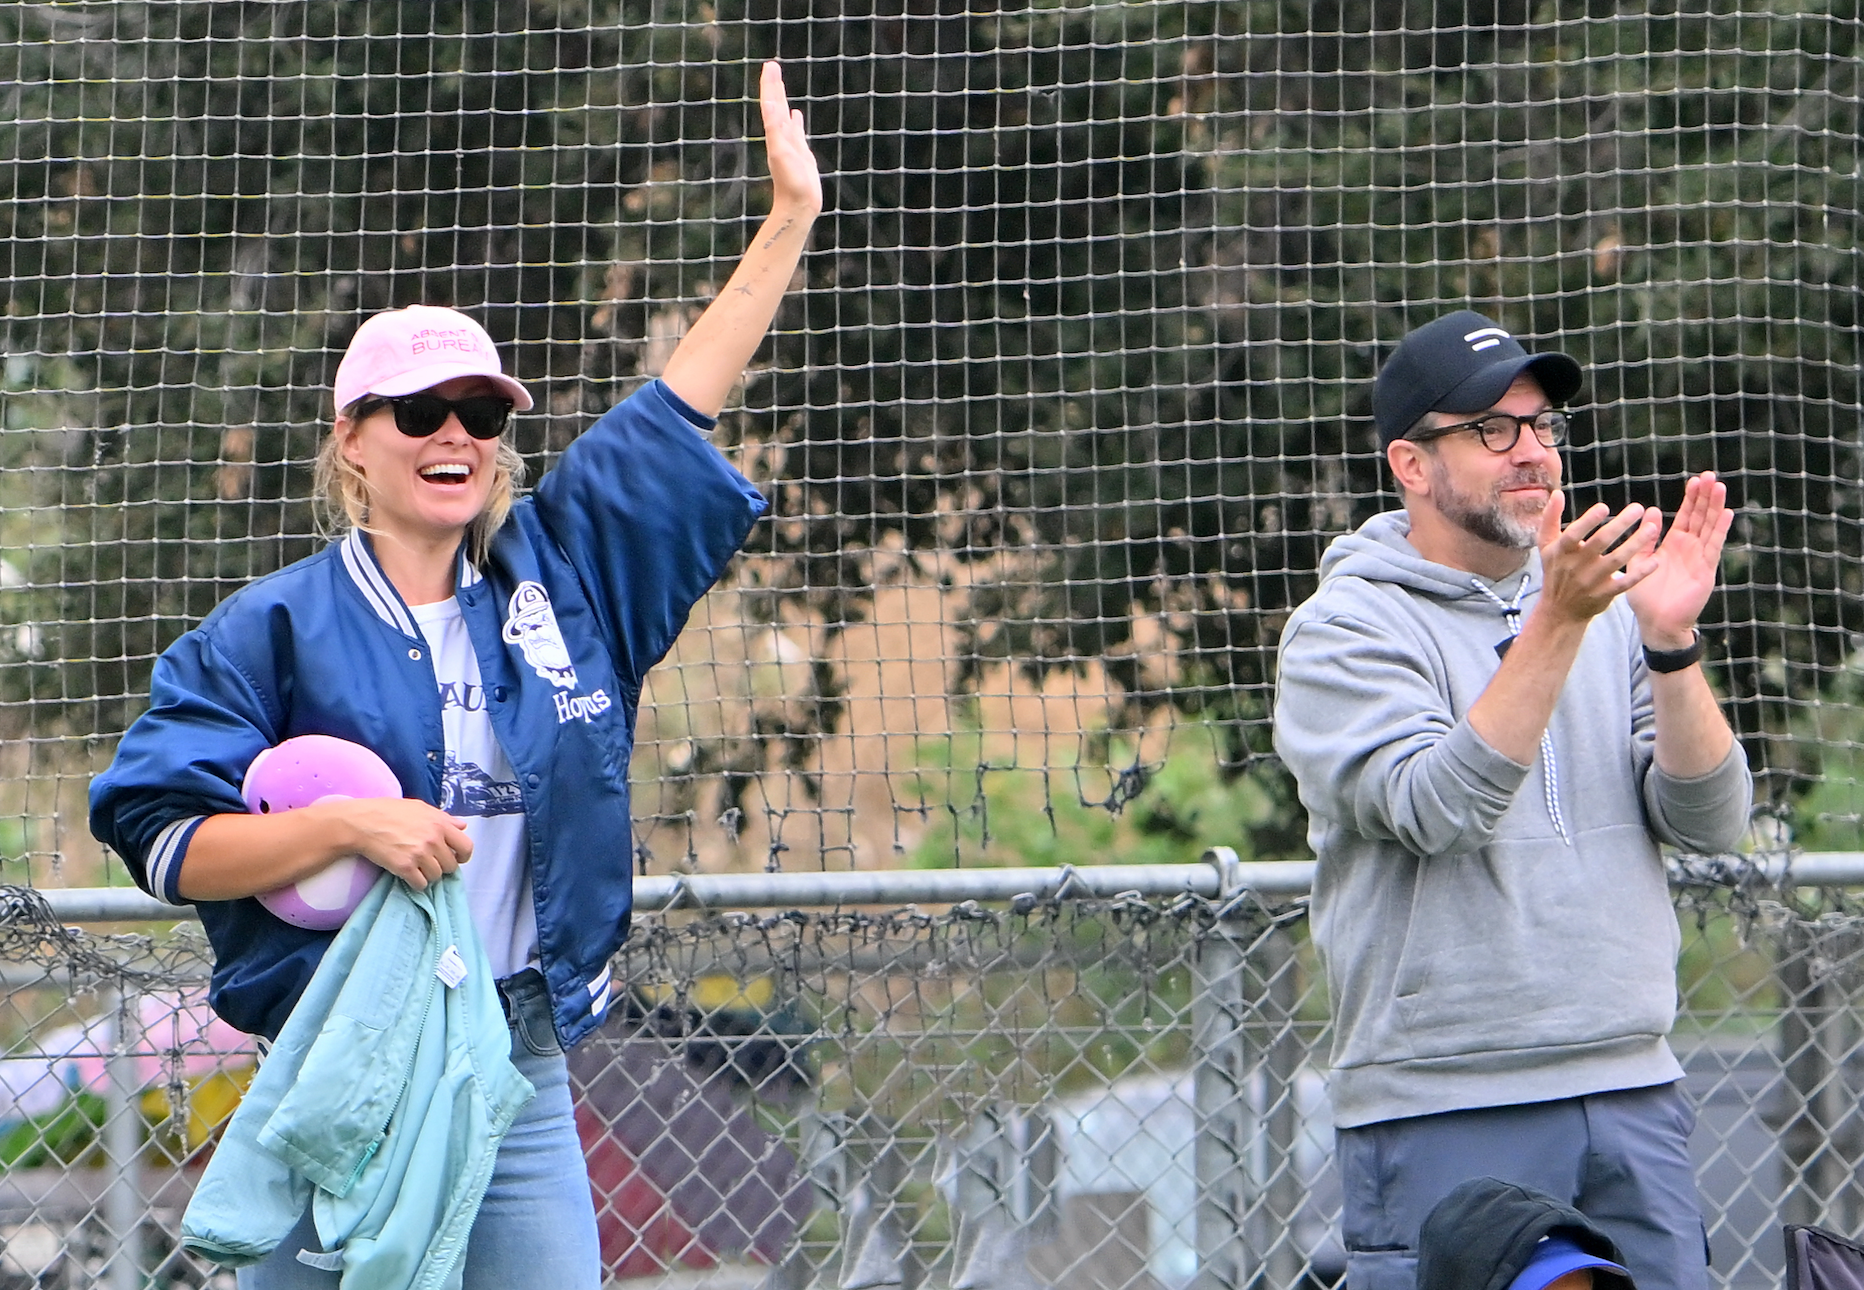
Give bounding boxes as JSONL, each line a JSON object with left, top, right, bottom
{"left": 333, "top": 305, "right": 534, "bottom": 413}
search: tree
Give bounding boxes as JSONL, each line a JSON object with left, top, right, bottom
{"left": 3, "top": 0, "right": 1858, "bottom": 862}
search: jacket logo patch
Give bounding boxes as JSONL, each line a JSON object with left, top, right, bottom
{"left": 502, "top": 581, "right": 578, "bottom": 690}
{"left": 553, "top": 689, "right": 613, "bottom": 725}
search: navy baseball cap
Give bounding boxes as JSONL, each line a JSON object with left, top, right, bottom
{"left": 1507, "top": 1236, "right": 1633, "bottom": 1290}
{"left": 1373, "top": 310, "right": 1583, "bottom": 447}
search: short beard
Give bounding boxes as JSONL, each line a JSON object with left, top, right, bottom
{"left": 1426, "top": 454, "right": 1551, "bottom": 551}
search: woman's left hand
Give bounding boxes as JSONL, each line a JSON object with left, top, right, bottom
{"left": 760, "top": 61, "right": 822, "bottom": 219}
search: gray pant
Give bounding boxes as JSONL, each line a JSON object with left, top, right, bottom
{"left": 1336, "top": 1082, "right": 1708, "bottom": 1290}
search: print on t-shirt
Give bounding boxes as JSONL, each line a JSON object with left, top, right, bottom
{"left": 439, "top": 752, "right": 524, "bottom": 817}
{"left": 412, "top": 596, "right": 538, "bottom": 978}
{"left": 434, "top": 680, "right": 525, "bottom": 816}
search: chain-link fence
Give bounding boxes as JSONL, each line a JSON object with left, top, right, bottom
{"left": 5, "top": 8, "right": 1864, "bottom": 1285}
{"left": 7, "top": 869, "right": 1864, "bottom": 1290}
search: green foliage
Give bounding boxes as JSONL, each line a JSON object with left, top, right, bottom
{"left": 1788, "top": 760, "right": 1864, "bottom": 852}
{"left": 907, "top": 727, "right": 1293, "bottom": 868}
{"left": 0, "top": 1091, "right": 107, "bottom": 1168}
{"left": 747, "top": 0, "right": 1864, "bottom": 770}
{"left": 1676, "top": 897, "right": 1780, "bottom": 1028}
{"left": 1775, "top": 657, "right": 1864, "bottom": 850}
{"left": 808, "top": 910, "right": 1199, "bottom": 1126}
{"left": 1, "top": 0, "right": 706, "bottom": 726}
{"left": 3, "top": 0, "right": 1861, "bottom": 830}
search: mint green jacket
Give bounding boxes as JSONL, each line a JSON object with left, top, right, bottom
{"left": 182, "top": 871, "right": 533, "bottom": 1290}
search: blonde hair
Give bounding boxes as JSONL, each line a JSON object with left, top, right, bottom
{"left": 314, "top": 399, "right": 526, "bottom": 570}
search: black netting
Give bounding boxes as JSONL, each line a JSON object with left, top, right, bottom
{"left": 2, "top": 5, "right": 1855, "bottom": 879}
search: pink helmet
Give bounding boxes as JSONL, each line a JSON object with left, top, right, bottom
{"left": 244, "top": 734, "right": 403, "bottom": 930}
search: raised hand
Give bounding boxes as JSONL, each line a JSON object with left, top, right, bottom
{"left": 760, "top": 61, "right": 822, "bottom": 219}
{"left": 1625, "top": 471, "right": 1733, "bottom": 647}
{"left": 1534, "top": 490, "right": 1661, "bottom": 624}
{"left": 660, "top": 60, "right": 824, "bottom": 417}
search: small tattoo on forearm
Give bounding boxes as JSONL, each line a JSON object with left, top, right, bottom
{"left": 734, "top": 284, "right": 755, "bottom": 297}
{"left": 761, "top": 218, "right": 796, "bottom": 249}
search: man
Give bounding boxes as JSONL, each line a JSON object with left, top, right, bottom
{"left": 1272, "top": 310, "right": 1752, "bottom": 1290}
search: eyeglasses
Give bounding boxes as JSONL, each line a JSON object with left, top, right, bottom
{"left": 351, "top": 393, "right": 514, "bottom": 441}
{"left": 1410, "top": 409, "right": 1568, "bottom": 453}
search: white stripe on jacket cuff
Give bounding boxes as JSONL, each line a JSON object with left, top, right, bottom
{"left": 146, "top": 816, "right": 207, "bottom": 906}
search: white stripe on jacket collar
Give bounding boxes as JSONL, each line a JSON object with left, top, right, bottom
{"left": 339, "top": 531, "right": 482, "bottom": 636}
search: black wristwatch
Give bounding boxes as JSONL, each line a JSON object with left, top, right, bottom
{"left": 1643, "top": 629, "right": 1704, "bottom": 674}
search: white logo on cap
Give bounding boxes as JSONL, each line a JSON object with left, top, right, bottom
{"left": 1463, "top": 326, "right": 1511, "bottom": 352}
{"left": 503, "top": 581, "right": 578, "bottom": 690}
{"left": 407, "top": 327, "right": 492, "bottom": 359}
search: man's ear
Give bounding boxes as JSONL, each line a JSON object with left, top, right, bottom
{"left": 1387, "top": 439, "right": 1431, "bottom": 495}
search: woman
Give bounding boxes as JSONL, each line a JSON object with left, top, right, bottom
{"left": 89, "top": 61, "right": 821, "bottom": 1290}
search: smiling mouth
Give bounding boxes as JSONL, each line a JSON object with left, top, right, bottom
{"left": 419, "top": 464, "right": 472, "bottom": 483}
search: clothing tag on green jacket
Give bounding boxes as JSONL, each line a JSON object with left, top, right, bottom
{"left": 435, "top": 944, "right": 468, "bottom": 989}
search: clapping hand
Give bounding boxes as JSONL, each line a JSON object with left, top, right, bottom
{"left": 1534, "top": 492, "right": 1660, "bottom": 624}
{"left": 1625, "top": 471, "right": 1732, "bottom": 648}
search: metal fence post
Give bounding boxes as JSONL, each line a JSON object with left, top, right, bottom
{"left": 101, "top": 987, "right": 143, "bottom": 1290}
{"left": 1194, "top": 850, "right": 1306, "bottom": 1290}
{"left": 1192, "top": 918, "right": 1251, "bottom": 1290}
{"left": 1249, "top": 925, "right": 1306, "bottom": 1290}
{"left": 1776, "top": 920, "right": 1864, "bottom": 1234}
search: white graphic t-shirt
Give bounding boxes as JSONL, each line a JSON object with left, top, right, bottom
{"left": 409, "top": 598, "right": 539, "bottom": 979}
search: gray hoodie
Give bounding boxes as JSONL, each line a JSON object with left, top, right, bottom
{"left": 1274, "top": 510, "right": 1752, "bottom": 1129}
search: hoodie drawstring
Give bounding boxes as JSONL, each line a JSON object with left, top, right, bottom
{"left": 1470, "top": 577, "right": 1572, "bottom": 846}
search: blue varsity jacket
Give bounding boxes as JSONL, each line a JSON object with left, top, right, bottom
{"left": 89, "top": 380, "right": 767, "bottom": 1046}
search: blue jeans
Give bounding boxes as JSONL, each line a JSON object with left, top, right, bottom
{"left": 237, "top": 971, "right": 601, "bottom": 1290}
{"left": 1336, "top": 1082, "right": 1708, "bottom": 1290}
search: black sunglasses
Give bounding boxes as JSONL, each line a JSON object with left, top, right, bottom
{"left": 1409, "top": 410, "right": 1569, "bottom": 454}
{"left": 351, "top": 393, "right": 514, "bottom": 441}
